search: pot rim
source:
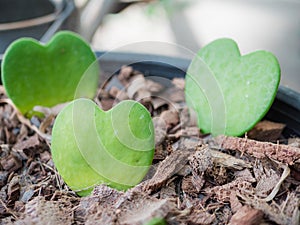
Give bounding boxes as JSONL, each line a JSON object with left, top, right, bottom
{"left": 96, "top": 50, "right": 300, "bottom": 136}
{"left": 0, "top": 0, "right": 65, "bottom": 31}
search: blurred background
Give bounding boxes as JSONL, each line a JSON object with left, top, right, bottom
{"left": 1, "top": 0, "right": 299, "bottom": 91}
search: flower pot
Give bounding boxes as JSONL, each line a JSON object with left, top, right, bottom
{"left": 0, "top": 0, "right": 75, "bottom": 57}
{"left": 1, "top": 51, "right": 300, "bottom": 224}
{"left": 96, "top": 51, "right": 300, "bottom": 137}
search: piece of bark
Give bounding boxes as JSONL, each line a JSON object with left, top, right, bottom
{"left": 76, "top": 185, "right": 122, "bottom": 224}
{"left": 159, "top": 182, "right": 177, "bottom": 199}
{"left": 100, "top": 97, "right": 114, "bottom": 111}
{"left": 182, "top": 176, "right": 199, "bottom": 197}
{"left": 0, "top": 171, "right": 8, "bottom": 187}
{"left": 7, "top": 175, "right": 20, "bottom": 205}
{"left": 78, "top": 184, "right": 179, "bottom": 225}
{"left": 205, "top": 178, "right": 254, "bottom": 202}
{"left": 172, "top": 137, "right": 202, "bottom": 151}
{"left": 230, "top": 192, "right": 243, "bottom": 214}
{"left": 229, "top": 205, "right": 264, "bottom": 225}
{"left": 247, "top": 120, "right": 286, "bottom": 141}
{"left": 288, "top": 138, "right": 300, "bottom": 148}
{"left": 210, "top": 149, "right": 252, "bottom": 170}
{"left": 158, "top": 86, "right": 185, "bottom": 103}
{"left": 143, "top": 150, "right": 191, "bottom": 193}
{"left": 170, "top": 126, "right": 200, "bottom": 139}
{"left": 151, "top": 97, "right": 168, "bottom": 110}
{"left": 254, "top": 162, "right": 281, "bottom": 198}
{"left": 189, "top": 147, "right": 213, "bottom": 173}
{"left": 135, "top": 89, "right": 152, "bottom": 102}
{"left": 189, "top": 147, "right": 214, "bottom": 192}
{"left": 127, "top": 74, "right": 146, "bottom": 99}
{"left": 39, "top": 151, "right": 51, "bottom": 163}
{"left": 0, "top": 152, "right": 22, "bottom": 174}
{"left": 187, "top": 210, "right": 215, "bottom": 225}
{"left": 145, "top": 79, "right": 164, "bottom": 93}
{"left": 118, "top": 66, "right": 133, "bottom": 82}
{"left": 153, "top": 117, "right": 167, "bottom": 146}
{"left": 216, "top": 135, "right": 300, "bottom": 165}
{"left": 105, "top": 75, "right": 124, "bottom": 92}
{"left": 118, "top": 193, "right": 178, "bottom": 225}
{"left": 234, "top": 169, "right": 256, "bottom": 183}
{"left": 13, "top": 134, "right": 40, "bottom": 151}
{"left": 16, "top": 196, "right": 73, "bottom": 225}
{"left": 172, "top": 78, "right": 185, "bottom": 90}
{"left": 160, "top": 110, "right": 179, "bottom": 129}
{"left": 238, "top": 192, "right": 300, "bottom": 225}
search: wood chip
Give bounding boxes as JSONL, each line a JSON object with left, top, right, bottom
{"left": 216, "top": 135, "right": 300, "bottom": 165}
{"left": 0, "top": 171, "right": 9, "bottom": 187}
{"left": 172, "top": 78, "right": 185, "bottom": 90}
{"left": 77, "top": 185, "right": 178, "bottom": 225}
{"left": 13, "top": 134, "right": 40, "bottom": 151}
{"left": 229, "top": 205, "right": 263, "bottom": 225}
{"left": 143, "top": 150, "right": 191, "bottom": 193}
{"left": 160, "top": 110, "right": 179, "bottom": 128}
{"left": 238, "top": 192, "right": 300, "bottom": 225}
{"left": 145, "top": 79, "right": 164, "bottom": 93}
{"left": 127, "top": 75, "right": 146, "bottom": 99}
{"left": 118, "top": 66, "right": 133, "bottom": 81}
{"left": 182, "top": 176, "right": 199, "bottom": 197}
{"left": 210, "top": 149, "right": 252, "bottom": 170}
{"left": 0, "top": 152, "right": 22, "bottom": 174}
{"left": 16, "top": 196, "right": 73, "bottom": 225}
{"left": 153, "top": 117, "right": 167, "bottom": 146}
{"left": 118, "top": 193, "right": 177, "bottom": 225}
{"left": 248, "top": 120, "right": 286, "bottom": 141}
{"left": 188, "top": 210, "right": 215, "bottom": 225}
{"left": 7, "top": 175, "right": 20, "bottom": 205}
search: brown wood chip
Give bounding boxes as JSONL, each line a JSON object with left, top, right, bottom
{"left": 188, "top": 210, "right": 215, "bottom": 225}
{"left": 13, "top": 134, "right": 40, "bottom": 151}
{"left": 160, "top": 110, "right": 179, "bottom": 128}
{"left": 247, "top": 120, "right": 286, "bottom": 141}
{"left": 143, "top": 150, "right": 191, "bottom": 193}
{"left": 1, "top": 154, "right": 22, "bottom": 174}
{"left": 229, "top": 205, "right": 263, "bottom": 225}
{"left": 16, "top": 196, "right": 73, "bottom": 225}
{"left": 216, "top": 135, "right": 300, "bottom": 165}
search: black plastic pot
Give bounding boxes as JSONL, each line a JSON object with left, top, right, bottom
{"left": 96, "top": 51, "right": 300, "bottom": 137}
{"left": 0, "top": 50, "right": 299, "bottom": 136}
{"left": 0, "top": 0, "right": 75, "bottom": 56}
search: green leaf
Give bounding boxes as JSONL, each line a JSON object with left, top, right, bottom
{"left": 185, "top": 38, "right": 280, "bottom": 136}
{"left": 51, "top": 98, "right": 155, "bottom": 196}
{"left": 1, "top": 31, "right": 99, "bottom": 117}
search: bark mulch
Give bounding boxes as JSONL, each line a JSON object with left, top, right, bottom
{"left": 0, "top": 67, "right": 299, "bottom": 225}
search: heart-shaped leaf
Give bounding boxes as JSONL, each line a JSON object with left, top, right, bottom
{"left": 51, "top": 98, "right": 155, "bottom": 196}
{"left": 185, "top": 38, "right": 280, "bottom": 136}
{"left": 1, "top": 31, "right": 99, "bottom": 116}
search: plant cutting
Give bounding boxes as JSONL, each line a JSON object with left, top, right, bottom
{"left": 1, "top": 31, "right": 99, "bottom": 117}
{"left": 185, "top": 38, "right": 280, "bottom": 136}
{"left": 51, "top": 98, "right": 155, "bottom": 196}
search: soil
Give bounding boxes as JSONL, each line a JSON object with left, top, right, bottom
{"left": 0, "top": 66, "right": 300, "bottom": 225}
